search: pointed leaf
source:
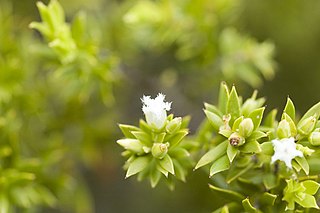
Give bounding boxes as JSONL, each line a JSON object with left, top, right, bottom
{"left": 131, "top": 131, "right": 152, "bottom": 146}
{"left": 126, "top": 156, "right": 150, "bottom": 178}
{"left": 302, "top": 180, "right": 320, "bottom": 195}
{"left": 219, "top": 129, "right": 233, "bottom": 138}
{"left": 284, "top": 97, "right": 295, "bottom": 121}
{"left": 168, "top": 130, "right": 188, "bottom": 148}
{"left": 261, "top": 192, "right": 277, "bottom": 205}
{"left": 227, "top": 143, "right": 238, "bottom": 163}
{"left": 119, "top": 124, "right": 140, "bottom": 138}
{"left": 242, "top": 198, "right": 257, "bottom": 213}
{"left": 227, "top": 86, "right": 241, "bottom": 124}
{"left": 248, "top": 131, "right": 267, "bottom": 141}
{"left": 282, "top": 113, "right": 297, "bottom": 136}
{"left": 240, "top": 140, "right": 261, "bottom": 154}
{"left": 150, "top": 169, "right": 161, "bottom": 188}
{"left": 264, "top": 109, "right": 278, "bottom": 128}
{"left": 248, "top": 107, "right": 265, "bottom": 130}
{"left": 227, "top": 163, "right": 254, "bottom": 183}
{"left": 232, "top": 116, "right": 244, "bottom": 132}
{"left": 204, "top": 103, "right": 223, "bottom": 117}
{"left": 295, "top": 156, "right": 309, "bottom": 175}
{"left": 195, "top": 141, "right": 228, "bottom": 170}
{"left": 295, "top": 194, "right": 319, "bottom": 209}
{"left": 159, "top": 155, "right": 175, "bottom": 175}
{"left": 204, "top": 110, "right": 223, "bottom": 131}
{"left": 210, "top": 155, "right": 230, "bottom": 177}
{"left": 299, "top": 102, "right": 320, "bottom": 125}
{"left": 209, "top": 184, "right": 245, "bottom": 202}
{"left": 263, "top": 174, "right": 278, "bottom": 190}
{"left": 261, "top": 142, "right": 273, "bottom": 155}
{"left": 219, "top": 82, "right": 229, "bottom": 114}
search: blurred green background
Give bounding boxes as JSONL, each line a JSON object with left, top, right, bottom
{"left": 2, "top": 0, "right": 320, "bottom": 212}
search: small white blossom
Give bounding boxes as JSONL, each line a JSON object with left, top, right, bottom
{"left": 141, "top": 93, "right": 171, "bottom": 129}
{"left": 271, "top": 137, "right": 303, "bottom": 169}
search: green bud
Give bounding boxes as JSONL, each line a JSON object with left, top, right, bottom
{"left": 296, "top": 144, "right": 314, "bottom": 156}
{"left": 152, "top": 142, "right": 169, "bottom": 159}
{"left": 309, "top": 131, "right": 320, "bottom": 146}
{"left": 239, "top": 118, "right": 254, "bottom": 137}
{"left": 277, "top": 120, "right": 291, "bottom": 138}
{"left": 166, "top": 117, "right": 182, "bottom": 134}
{"left": 228, "top": 132, "right": 245, "bottom": 147}
{"left": 298, "top": 115, "right": 317, "bottom": 136}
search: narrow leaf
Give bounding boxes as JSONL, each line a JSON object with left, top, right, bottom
{"left": 119, "top": 124, "right": 140, "bottom": 138}
{"left": 242, "top": 198, "right": 257, "bottom": 213}
{"left": 295, "top": 156, "right": 309, "bottom": 175}
{"left": 210, "top": 155, "right": 230, "bottom": 177}
{"left": 204, "top": 110, "right": 223, "bottom": 131}
{"left": 264, "top": 109, "right": 278, "bottom": 128}
{"left": 219, "top": 82, "right": 229, "bottom": 114}
{"left": 150, "top": 169, "right": 161, "bottom": 188}
{"left": 227, "top": 86, "right": 241, "bottom": 124}
{"left": 159, "top": 155, "right": 175, "bottom": 175}
{"left": 240, "top": 140, "right": 261, "bottom": 154}
{"left": 284, "top": 97, "right": 295, "bottom": 121}
{"left": 227, "top": 143, "right": 238, "bottom": 163}
{"left": 209, "top": 184, "right": 245, "bottom": 202}
{"left": 126, "top": 156, "right": 149, "bottom": 178}
{"left": 295, "top": 194, "right": 319, "bottom": 209}
{"left": 299, "top": 102, "right": 320, "bottom": 125}
{"left": 168, "top": 130, "right": 188, "bottom": 148}
{"left": 261, "top": 192, "right": 277, "bottom": 205}
{"left": 248, "top": 107, "right": 265, "bottom": 130}
{"left": 131, "top": 131, "right": 152, "bottom": 146}
{"left": 302, "top": 180, "right": 320, "bottom": 195}
{"left": 195, "top": 141, "right": 228, "bottom": 170}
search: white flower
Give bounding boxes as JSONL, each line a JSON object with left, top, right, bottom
{"left": 141, "top": 93, "right": 171, "bottom": 129}
{"left": 271, "top": 137, "right": 303, "bottom": 169}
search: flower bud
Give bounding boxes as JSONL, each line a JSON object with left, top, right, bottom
{"left": 309, "top": 131, "right": 320, "bottom": 146}
{"left": 228, "top": 132, "right": 245, "bottom": 147}
{"left": 239, "top": 118, "right": 254, "bottom": 138}
{"left": 298, "top": 115, "right": 317, "bottom": 136}
{"left": 277, "top": 120, "right": 291, "bottom": 139}
{"left": 166, "top": 117, "right": 182, "bottom": 134}
{"left": 152, "top": 142, "right": 169, "bottom": 159}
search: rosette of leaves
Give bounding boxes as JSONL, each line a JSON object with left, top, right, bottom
{"left": 194, "top": 82, "right": 266, "bottom": 178}
{"left": 30, "top": 0, "right": 118, "bottom": 104}
{"left": 259, "top": 97, "right": 319, "bottom": 176}
{"left": 117, "top": 115, "right": 192, "bottom": 188}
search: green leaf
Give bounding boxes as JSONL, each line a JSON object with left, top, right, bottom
{"left": 172, "top": 159, "right": 186, "bottom": 182}
{"left": 209, "top": 184, "right": 245, "bottom": 202}
{"left": 232, "top": 116, "right": 244, "bottom": 132}
{"left": 150, "top": 169, "right": 161, "bottom": 188}
{"left": 227, "top": 86, "right": 241, "bottom": 124}
{"left": 227, "top": 162, "right": 254, "bottom": 183}
{"left": 248, "top": 107, "right": 265, "bottom": 130}
{"left": 242, "top": 198, "right": 258, "bottom": 213}
{"left": 247, "top": 131, "right": 267, "bottom": 141}
{"left": 264, "top": 109, "right": 278, "bottom": 128}
{"left": 195, "top": 140, "right": 228, "bottom": 170}
{"left": 295, "top": 194, "right": 319, "bottom": 209}
{"left": 299, "top": 102, "right": 320, "bottom": 125}
{"left": 139, "top": 119, "right": 152, "bottom": 133}
{"left": 281, "top": 113, "right": 297, "bottom": 136}
{"left": 126, "top": 156, "right": 150, "bottom": 178}
{"left": 284, "top": 97, "right": 296, "bottom": 121}
{"left": 119, "top": 124, "right": 140, "bottom": 138}
{"left": 219, "top": 129, "right": 233, "bottom": 138}
{"left": 168, "top": 130, "right": 188, "bottom": 148}
{"left": 131, "top": 131, "right": 152, "bottom": 146}
{"left": 204, "top": 103, "right": 223, "bottom": 117}
{"left": 240, "top": 140, "right": 261, "bottom": 154}
{"left": 204, "top": 110, "right": 223, "bottom": 131}
{"left": 261, "top": 192, "right": 277, "bottom": 205}
{"left": 261, "top": 142, "right": 274, "bottom": 155}
{"left": 219, "top": 82, "right": 229, "bottom": 114}
{"left": 263, "top": 174, "right": 278, "bottom": 190}
{"left": 117, "top": 139, "right": 144, "bottom": 153}
{"left": 159, "top": 155, "right": 175, "bottom": 175}
{"left": 302, "top": 180, "right": 320, "bottom": 195}
{"left": 168, "top": 148, "right": 190, "bottom": 159}
{"left": 294, "top": 156, "right": 309, "bottom": 175}
{"left": 227, "top": 143, "right": 238, "bottom": 163}
{"left": 209, "top": 155, "right": 230, "bottom": 177}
